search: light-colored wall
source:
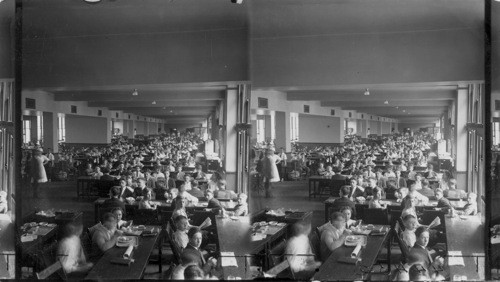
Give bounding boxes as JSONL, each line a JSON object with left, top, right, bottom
{"left": 65, "top": 114, "right": 108, "bottom": 143}
{"left": 299, "top": 115, "right": 341, "bottom": 143}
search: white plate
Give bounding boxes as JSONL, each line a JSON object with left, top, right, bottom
{"left": 277, "top": 222, "right": 286, "bottom": 227}
{"left": 259, "top": 221, "right": 268, "bottom": 226}
{"left": 230, "top": 216, "right": 239, "bottom": 221}
{"left": 269, "top": 221, "right": 278, "bottom": 226}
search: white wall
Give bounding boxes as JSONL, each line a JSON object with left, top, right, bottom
{"left": 299, "top": 115, "right": 342, "bottom": 143}
{"left": 65, "top": 115, "right": 108, "bottom": 143}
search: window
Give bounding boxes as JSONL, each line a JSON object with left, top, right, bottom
{"left": 23, "top": 119, "right": 31, "bottom": 144}
{"left": 304, "top": 105, "right": 309, "bottom": 113}
{"left": 98, "top": 110, "right": 103, "bottom": 117}
{"left": 290, "top": 113, "right": 299, "bottom": 142}
{"left": 331, "top": 109, "right": 335, "bottom": 116}
{"left": 258, "top": 98, "right": 268, "bottom": 109}
{"left": 36, "top": 115, "right": 43, "bottom": 144}
{"left": 58, "top": 115, "right": 66, "bottom": 142}
{"left": 494, "top": 119, "right": 500, "bottom": 146}
{"left": 25, "top": 98, "right": 36, "bottom": 109}
{"left": 256, "top": 118, "right": 265, "bottom": 143}
{"left": 71, "top": 105, "right": 77, "bottom": 114}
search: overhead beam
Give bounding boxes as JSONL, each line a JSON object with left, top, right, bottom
{"left": 54, "top": 91, "right": 224, "bottom": 101}
{"left": 125, "top": 109, "right": 212, "bottom": 116}
{"left": 287, "top": 91, "right": 455, "bottom": 101}
{"left": 89, "top": 100, "right": 218, "bottom": 108}
{"left": 321, "top": 100, "right": 450, "bottom": 108}
{"left": 108, "top": 106, "right": 215, "bottom": 112}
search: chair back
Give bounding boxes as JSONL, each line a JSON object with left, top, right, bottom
{"left": 97, "top": 180, "right": 119, "bottom": 198}
{"left": 330, "top": 179, "right": 347, "bottom": 197}
{"left": 36, "top": 260, "right": 63, "bottom": 280}
{"left": 309, "top": 227, "right": 321, "bottom": 261}
{"left": 394, "top": 229, "right": 410, "bottom": 263}
{"left": 362, "top": 208, "right": 389, "bottom": 225}
{"left": 389, "top": 209, "right": 403, "bottom": 230}
{"left": 356, "top": 204, "right": 368, "bottom": 221}
{"left": 80, "top": 229, "right": 92, "bottom": 259}
{"left": 160, "top": 210, "right": 174, "bottom": 228}
{"left": 420, "top": 209, "right": 445, "bottom": 227}
{"left": 167, "top": 222, "right": 183, "bottom": 264}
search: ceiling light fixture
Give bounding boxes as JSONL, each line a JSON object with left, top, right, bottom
{"left": 132, "top": 89, "right": 139, "bottom": 96}
{"left": 402, "top": 110, "right": 406, "bottom": 112}
{"left": 152, "top": 101, "right": 157, "bottom": 105}
{"left": 364, "top": 88, "right": 370, "bottom": 96}
{"left": 384, "top": 100, "right": 389, "bottom": 105}
{"left": 84, "top": 0, "right": 101, "bottom": 3}
{"left": 395, "top": 106, "right": 399, "bottom": 109}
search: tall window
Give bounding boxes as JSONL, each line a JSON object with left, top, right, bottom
{"left": 58, "top": 115, "right": 66, "bottom": 142}
{"left": 36, "top": 115, "right": 43, "bottom": 144}
{"left": 256, "top": 118, "right": 265, "bottom": 143}
{"left": 290, "top": 113, "right": 299, "bottom": 142}
{"left": 23, "top": 119, "right": 31, "bottom": 144}
{"left": 494, "top": 119, "right": 500, "bottom": 146}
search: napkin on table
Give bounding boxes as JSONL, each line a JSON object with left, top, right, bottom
{"left": 220, "top": 252, "right": 238, "bottom": 267}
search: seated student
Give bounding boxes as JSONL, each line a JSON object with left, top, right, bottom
{"left": 172, "top": 215, "right": 190, "bottom": 249}
{"left": 340, "top": 206, "right": 357, "bottom": 229}
{"left": 317, "top": 162, "right": 326, "bottom": 176}
{"left": 407, "top": 164, "right": 417, "bottom": 181}
{"left": 424, "top": 164, "right": 438, "bottom": 179}
{"left": 172, "top": 195, "right": 189, "bottom": 220}
{"left": 188, "top": 180, "right": 205, "bottom": 198}
{"left": 205, "top": 190, "right": 223, "bottom": 213}
{"left": 92, "top": 166, "right": 104, "bottom": 178}
{"left": 89, "top": 212, "right": 122, "bottom": 262}
{"left": 176, "top": 165, "right": 186, "bottom": 181}
{"left": 193, "top": 165, "right": 207, "bottom": 181}
{"left": 111, "top": 207, "right": 131, "bottom": 229}
{"left": 103, "top": 186, "right": 126, "bottom": 216}
{"left": 152, "top": 166, "right": 165, "bottom": 180}
{"left": 206, "top": 172, "right": 221, "bottom": 191}
{"left": 100, "top": 168, "right": 116, "bottom": 181}
{"left": 396, "top": 187, "right": 409, "bottom": 203}
{"left": 133, "top": 178, "right": 148, "bottom": 201}
{"left": 214, "top": 180, "right": 238, "bottom": 200}
{"left": 375, "top": 169, "right": 388, "bottom": 189}
{"left": 413, "top": 173, "right": 423, "bottom": 190}
{"left": 419, "top": 179, "right": 435, "bottom": 198}
{"left": 117, "top": 178, "right": 135, "bottom": 202}
{"left": 323, "top": 165, "right": 336, "bottom": 177}
{"left": 331, "top": 185, "right": 357, "bottom": 218}
{"left": 401, "top": 194, "right": 419, "bottom": 219}
{"left": 0, "top": 191, "right": 8, "bottom": 214}
{"left": 184, "top": 265, "right": 205, "bottom": 280}
{"left": 409, "top": 227, "right": 445, "bottom": 280}
{"left": 394, "top": 169, "right": 407, "bottom": 189}
{"left": 233, "top": 193, "right": 249, "bottom": 216}
{"left": 131, "top": 166, "right": 144, "bottom": 180}
{"left": 319, "top": 211, "right": 349, "bottom": 262}
{"left": 144, "top": 169, "right": 157, "bottom": 189}
{"left": 435, "top": 188, "right": 453, "bottom": 214}
{"left": 408, "top": 183, "right": 429, "bottom": 205}
{"left": 368, "top": 187, "right": 387, "bottom": 209}
{"left": 179, "top": 184, "right": 199, "bottom": 205}
{"left": 85, "top": 163, "right": 94, "bottom": 176}
{"left": 182, "top": 175, "right": 193, "bottom": 191}
{"left": 401, "top": 214, "right": 419, "bottom": 248}
{"left": 285, "top": 221, "right": 321, "bottom": 280}
{"left": 58, "top": 222, "right": 94, "bottom": 275}
{"left": 457, "top": 192, "right": 478, "bottom": 215}
{"left": 363, "top": 177, "right": 379, "bottom": 199}
{"left": 181, "top": 227, "right": 217, "bottom": 274}
{"left": 165, "top": 187, "right": 179, "bottom": 204}
{"left": 171, "top": 251, "right": 200, "bottom": 280}
{"left": 392, "top": 252, "right": 422, "bottom": 281}
{"left": 385, "top": 180, "right": 399, "bottom": 200}
{"left": 138, "top": 188, "right": 157, "bottom": 210}
{"left": 349, "top": 177, "right": 365, "bottom": 200}
{"left": 443, "top": 178, "right": 466, "bottom": 199}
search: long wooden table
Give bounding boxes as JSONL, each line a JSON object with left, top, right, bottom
{"left": 85, "top": 226, "right": 162, "bottom": 280}
{"left": 215, "top": 216, "right": 288, "bottom": 280}
{"left": 444, "top": 215, "right": 484, "bottom": 280}
{"left": 313, "top": 225, "right": 391, "bottom": 281}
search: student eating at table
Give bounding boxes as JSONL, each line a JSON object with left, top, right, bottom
{"left": 58, "top": 222, "right": 94, "bottom": 276}
{"left": 401, "top": 194, "right": 419, "bottom": 219}
{"left": 206, "top": 172, "right": 222, "bottom": 191}
{"left": 111, "top": 207, "right": 131, "bottom": 229}
{"left": 233, "top": 193, "right": 248, "bottom": 216}
{"left": 188, "top": 180, "right": 205, "bottom": 198}
{"left": 319, "top": 211, "right": 350, "bottom": 262}
{"left": 100, "top": 168, "right": 116, "bottom": 181}
{"left": 138, "top": 188, "right": 158, "bottom": 210}
{"left": 285, "top": 221, "right": 321, "bottom": 280}
{"left": 363, "top": 177, "right": 379, "bottom": 199}
{"left": 89, "top": 212, "right": 123, "bottom": 262}
{"left": 340, "top": 206, "right": 357, "bottom": 228}
{"left": 323, "top": 165, "right": 335, "bottom": 177}
{"left": 394, "top": 168, "right": 407, "bottom": 189}
{"left": 133, "top": 177, "right": 149, "bottom": 201}
{"left": 317, "top": 162, "right": 326, "bottom": 176}
{"left": 424, "top": 164, "right": 438, "bottom": 179}
{"left": 407, "top": 164, "right": 417, "bottom": 180}
{"left": 413, "top": 173, "right": 423, "bottom": 190}
{"left": 182, "top": 227, "right": 218, "bottom": 275}
{"left": 176, "top": 165, "right": 186, "bottom": 181}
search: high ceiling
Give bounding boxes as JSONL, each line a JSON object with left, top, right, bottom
{"left": 21, "top": 0, "right": 484, "bottom": 125}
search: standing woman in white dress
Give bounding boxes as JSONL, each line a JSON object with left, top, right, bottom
{"left": 31, "top": 148, "right": 49, "bottom": 198}
{"left": 262, "top": 148, "right": 281, "bottom": 198}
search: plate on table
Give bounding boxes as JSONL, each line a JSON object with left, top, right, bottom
{"left": 39, "top": 222, "right": 48, "bottom": 226}
{"left": 459, "top": 215, "right": 468, "bottom": 220}
{"left": 277, "top": 222, "right": 286, "bottom": 227}
{"left": 116, "top": 236, "right": 134, "bottom": 247}
{"left": 136, "top": 225, "right": 146, "bottom": 230}
{"left": 268, "top": 221, "right": 278, "bottom": 226}
{"left": 259, "top": 221, "right": 268, "bottom": 226}
{"left": 46, "top": 223, "right": 57, "bottom": 228}
{"left": 345, "top": 235, "right": 367, "bottom": 246}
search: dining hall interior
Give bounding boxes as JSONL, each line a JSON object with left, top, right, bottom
{"left": 0, "top": 0, "right": 497, "bottom": 280}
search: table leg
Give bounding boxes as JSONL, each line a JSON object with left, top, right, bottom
{"left": 158, "top": 239, "right": 162, "bottom": 273}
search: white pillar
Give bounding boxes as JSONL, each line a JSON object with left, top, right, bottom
{"left": 455, "top": 87, "right": 468, "bottom": 186}
{"left": 225, "top": 88, "right": 238, "bottom": 190}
